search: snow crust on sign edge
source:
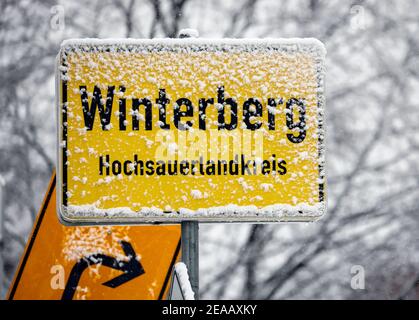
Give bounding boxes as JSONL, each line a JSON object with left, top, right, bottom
{"left": 60, "top": 37, "right": 326, "bottom": 58}
{"left": 174, "top": 262, "right": 195, "bottom": 300}
{"left": 64, "top": 202, "right": 325, "bottom": 222}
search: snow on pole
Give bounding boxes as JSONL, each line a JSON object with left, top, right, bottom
{"left": 177, "top": 28, "right": 199, "bottom": 38}
{"left": 173, "top": 262, "right": 195, "bottom": 300}
{"left": 181, "top": 221, "right": 199, "bottom": 299}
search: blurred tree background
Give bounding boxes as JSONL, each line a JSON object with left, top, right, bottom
{"left": 1, "top": 0, "right": 419, "bottom": 299}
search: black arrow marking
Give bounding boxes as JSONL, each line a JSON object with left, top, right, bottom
{"left": 62, "top": 241, "right": 145, "bottom": 300}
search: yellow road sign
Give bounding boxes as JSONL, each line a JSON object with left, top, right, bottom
{"left": 57, "top": 39, "right": 326, "bottom": 224}
{"left": 8, "top": 174, "right": 181, "bottom": 300}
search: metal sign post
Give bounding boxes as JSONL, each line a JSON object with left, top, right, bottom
{"left": 181, "top": 221, "right": 199, "bottom": 299}
{"left": 178, "top": 29, "right": 199, "bottom": 301}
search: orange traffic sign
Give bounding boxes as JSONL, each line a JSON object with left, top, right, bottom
{"left": 8, "top": 174, "right": 181, "bottom": 300}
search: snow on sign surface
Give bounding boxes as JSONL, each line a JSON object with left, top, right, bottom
{"left": 56, "top": 38, "right": 326, "bottom": 225}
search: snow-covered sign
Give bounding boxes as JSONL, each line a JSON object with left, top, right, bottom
{"left": 56, "top": 38, "right": 326, "bottom": 224}
{"left": 8, "top": 174, "right": 181, "bottom": 300}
